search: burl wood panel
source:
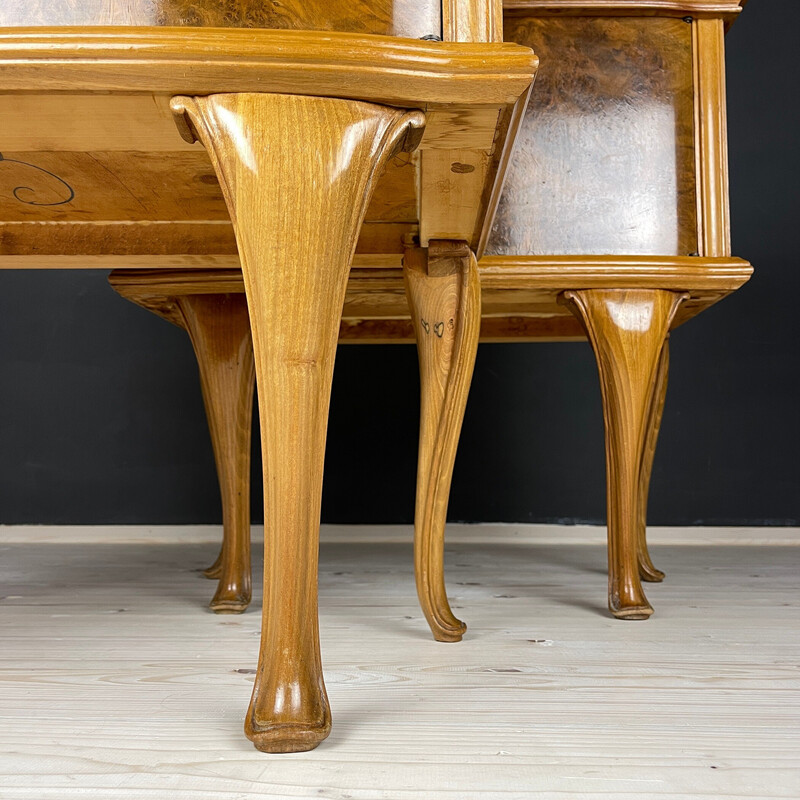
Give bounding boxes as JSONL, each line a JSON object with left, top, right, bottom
{"left": 0, "top": 0, "right": 441, "bottom": 40}
{"left": 488, "top": 16, "right": 698, "bottom": 256}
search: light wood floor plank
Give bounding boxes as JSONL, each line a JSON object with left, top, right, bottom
{"left": 0, "top": 530, "right": 798, "bottom": 798}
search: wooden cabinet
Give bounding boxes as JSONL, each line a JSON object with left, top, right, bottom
{"left": 0, "top": 0, "right": 752, "bottom": 753}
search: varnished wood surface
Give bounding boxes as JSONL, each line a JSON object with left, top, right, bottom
{"left": 637, "top": 339, "right": 670, "bottom": 583}
{"left": 1, "top": 527, "right": 798, "bottom": 798}
{"left": 562, "top": 289, "right": 687, "bottom": 619}
{"left": 175, "top": 92, "right": 424, "bottom": 753}
{"left": 0, "top": 29, "right": 535, "bottom": 254}
{"left": 444, "top": 0, "right": 504, "bottom": 43}
{"left": 109, "top": 256, "right": 752, "bottom": 345}
{"left": 0, "top": 0, "right": 440, "bottom": 39}
{"left": 490, "top": 16, "right": 698, "bottom": 257}
{"left": 694, "top": 17, "right": 731, "bottom": 257}
{"left": 405, "top": 243, "right": 481, "bottom": 643}
{"left": 503, "top": 0, "right": 745, "bottom": 22}
{"left": 175, "top": 294, "right": 255, "bottom": 614}
{"left": 0, "top": 28, "right": 536, "bottom": 106}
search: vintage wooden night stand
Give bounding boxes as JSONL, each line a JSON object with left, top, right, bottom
{"left": 0, "top": 0, "right": 537, "bottom": 752}
{"left": 0, "top": 0, "right": 751, "bottom": 753}
{"left": 113, "top": 0, "right": 751, "bottom": 629}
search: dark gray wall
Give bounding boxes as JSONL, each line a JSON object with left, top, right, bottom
{"left": 0, "top": 0, "right": 797, "bottom": 525}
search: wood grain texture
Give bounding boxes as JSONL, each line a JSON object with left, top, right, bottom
{"left": 419, "top": 0, "right": 530, "bottom": 250}
{"left": 637, "top": 339, "right": 671, "bottom": 583}
{"left": 175, "top": 294, "right": 255, "bottom": 614}
{"left": 489, "top": 16, "right": 698, "bottom": 257}
{"left": 1, "top": 531, "right": 798, "bottom": 798}
{"left": 108, "top": 256, "right": 752, "bottom": 346}
{"left": 0, "top": 29, "right": 536, "bottom": 107}
{"left": 0, "top": 150, "right": 416, "bottom": 227}
{"left": 561, "top": 290, "right": 687, "bottom": 620}
{"left": 0, "top": 0, "right": 441, "bottom": 39}
{"left": 174, "top": 92, "right": 424, "bottom": 753}
{"left": 405, "top": 242, "right": 481, "bottom": 643}
{"left": 693, "top": 17, "right": 731, "bottom": 257}
{"left": 444, "top": 0, "right": 504, "bottom": 42}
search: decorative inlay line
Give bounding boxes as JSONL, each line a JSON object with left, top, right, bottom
{"left": 0, "top": 153, "right": 74, "bottom": 206}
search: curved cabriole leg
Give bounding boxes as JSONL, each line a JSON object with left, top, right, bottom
{"left": 176, "top": 294, "right": 255, "bottom": 613}
{"left": 404, "top": 241, "right": 480, "bottom": 642}
{"left": 172, "top": 93, "right": 424, "bottom": 753}
{"left": 562, "top": 289, "right": 686, "bottom": 620}
{"left": 638, "top": 338, "right": 670, "bottom": 583}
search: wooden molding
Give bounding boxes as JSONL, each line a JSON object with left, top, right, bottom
{"left": 0, "top": 28, "right": 536, "bottom": 106}
{"left": 476, "top": 255, "right": 751, "bottom": 290}
{"left": 693, "top": 18, "right": 731, "bottom": 257}
{"left": 109, "top": 255, "right": 751, "bottom": 344}
{"left": 503, "top": 0, "right": 744, "bottom": 22}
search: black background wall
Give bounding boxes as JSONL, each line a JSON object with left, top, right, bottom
{"left": 0, "top": 0, "right": 797, "bottom": 526}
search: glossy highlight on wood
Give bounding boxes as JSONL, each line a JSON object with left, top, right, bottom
{"left": 175, "top": 293, "right": 255, "bottom": 613}
{"left": 638, "top": 339, "right": 670, "bottom": 583}
{"left": 173, "top": 91, "right": 424, "bottom": 753}
{"left": 561, "top": 289, "right": 687, "bottom": 619}
{"left": 405, "top": 241, "right": 481, "bottom": 642}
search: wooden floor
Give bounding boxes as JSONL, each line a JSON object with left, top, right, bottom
{"left": 0, "top": 525, "right": 798, "bottom": 799}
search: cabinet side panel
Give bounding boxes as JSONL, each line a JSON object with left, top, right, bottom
{"left": 489, "top": 16, "right": 697, "bottom": 256}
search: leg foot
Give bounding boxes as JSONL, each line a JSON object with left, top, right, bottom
{"left": 405, "top": 241, "right": 480, "bottom": 642}
{"left": 174, "top": 92, "right": 425, "bottom": 751}
{"left": 562, "top": 289, "right": 686, "bottom": 620}
{"left": 177, "top": 293, "right": 255, "bottom": 614}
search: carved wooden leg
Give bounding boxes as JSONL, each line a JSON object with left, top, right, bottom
{"left": 176, "top": 293, "right": 255, "bottom": 613}
{"left": 562, "top": 289, "right": 686, "bottom": 619}
{"left": 638, "top": 338, "right": 670, "bottom": 583}
{"left": 172, "top": 93, "right": 424, "bottom": 752}
{"left": 404, "top": 242, "right": 480, "bottom": 642}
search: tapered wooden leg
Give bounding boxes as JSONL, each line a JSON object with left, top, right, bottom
{"left": 404, "top": 241, "right": 480, "bottom": 642}
{"left": 172, "top": 93, "right": 424, "bottom": 752}
{"left": 176, "top": 294, "right": 255, "bottom": 613}
{"left": 638, "top": 339, "right": 670, "bottom": 583}
{"left": 562, "top": 289, "right": 686, "bottom": 619}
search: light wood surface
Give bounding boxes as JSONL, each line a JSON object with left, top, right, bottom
{"left": 174, "top": 294, "right": 255, "bottom": 614}
{"left": 444, "top": 0, "right": 504, "bottom": 42}
{"left": 0, "top": 30, "right": 536, "bottom": 255}
{"left": 174, "top": 92, "right": 424, "bottom": 753}
{"left": 0, "top": 528, "right": 798, "bottom": 799}
{"left": 405, "top": 242, "right": 481, "bottom": 643}
{"left": 693, "top": 17, "right": 731, "bottom": 257}
{"left": 0, "top": 28, "right": 536, "bottom": 106}
{"left": 108, "top": 256, "right": 751, "bottom": 345}
{"left": 562, "top": 290, "right": 687, "bottom": 619}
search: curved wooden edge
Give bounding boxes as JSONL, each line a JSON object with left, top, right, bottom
{"left": 0, "top": 27, "right": 537, "bottom": 105}
{"left": 503, "top": 0, "right": 744, "bottom": 24}
{"left": 109, "top": 254, "right": 752, "bottom": 341}
{"left": 476, "top": 255, "right": 753, "bottom": 290}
